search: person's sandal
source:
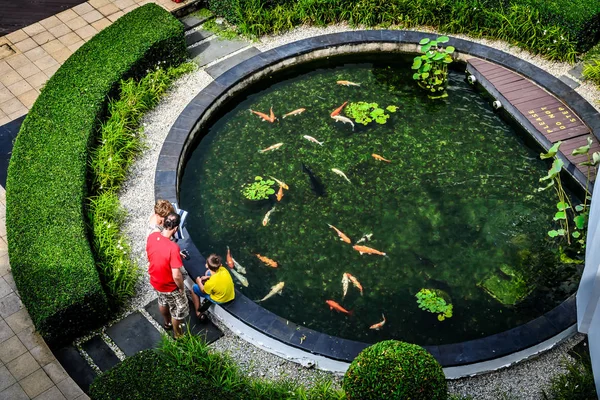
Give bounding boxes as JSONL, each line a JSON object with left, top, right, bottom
{"left": 198, "top": 313, "right": 208, "bottom": 323}
{"left": 163, "top": 322, "right": 173, "bottom": 330}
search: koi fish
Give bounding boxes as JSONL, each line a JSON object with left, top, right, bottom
{"left": 259, "top": 143, "right": 283, "bottom": 153}
{"left": 303, "top": 135, "right": 324, "bottom": 146}
{"left": 250, "top": 109, "right": 275, "bottom": 123}
{"left": 256, "top": 253, "right": 278, "bottom": 268}
{"left": 332, "top": 115, "right": 354, "bottom": 131}
{"left": 356, "top": 233, "right": 373, "bottom": 244}
{"left": 369, "top": 314, "right": 386, "bottom": 330}
{"left": 337, "top": 80, "right": 361, "bottom": 87}
{"left": 346, "top": 273, "right": 363, "bottom": 296}
{"left": 331, "top": 168, "right": 351, "bottom": 184}
{"left": 326, "top": 300, "right": 353, "bottom": 315}
{"left": 230, "top": 268, "right": 249, "bottom": 287}
{"left": 353, "top": 244, "right": 386, "bottom": 256}
{"left": 327, "top": 223, "right": 351, "bottom": 244}
{"left": 302, "top": 163, "right": 326, "bottom": 197}
{"left": 276, "top": 186, "right": 284, "bottom": 202}
{"left": 231, "top": 257, "right": 247, "bottom": 274}
{"left": 282, "top": 108, "right": 306, "bottom": 118}
{"left": 259, "top": 281, "right": 285, "bottom": 302}
{"left": 226, "top": 246, "right": 234, "bottom": 269}
{"left": 262, "top": 206, "right": 276, "bottom": 227}
{"left": 372, "top": 153, "right": 392, "bottom": 162}
{"left": 269, "top": 176, "right": 289, "bottom": 190}
{"left": 330, "top": 101, "right": 348, "bottom": 117}
{"left": 269, "top": 107, "right": 276, "bottom": 122}
{"left": 342, "top": 273, "right": 350, "bottom": 299}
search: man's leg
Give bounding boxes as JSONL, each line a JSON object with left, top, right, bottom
{"left": 172, "top": 318, "right": 184, "bottom": 338}
{"left": 157, "top": 292, "right": 172, "bottom": 328}
{"left": 191, "top": 284, "right": 202, "bottom": 317}
{"left": 171, "top": 289, "right": 190, "bottom": 339}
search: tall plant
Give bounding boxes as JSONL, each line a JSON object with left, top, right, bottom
{"left": 411, "top": 36, "right": 455, "bottom": 99}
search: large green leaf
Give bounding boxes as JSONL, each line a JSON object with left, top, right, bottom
{"left": 540, "top": 141, "right": 562, "bottom": 159}
{"left": 419, "top": 38, "right": 430, "bottom": 45}
{"left": 556, "top": 201, "right": 570, "bottom": 211}
{"left": 553, "top": 211, "right": 566, "bottom": 220}
{"left": 412, "top": 58, "right": 422, "bottom": 69}
{"left": 437, "top": 36, "right": 449, "bottom": 43}
{"left": 433, "top": 52, "right": 446, "bottom": 61}
{"left": 572, "top": 136, "right": 592, "bottom": 155}
{"left": 445, "top": 46, "right": 455, "bottom": 53}
{"left": 422, "top": 63, "right": 431, "bottom": 72}
{"left": 574, "top": 214, "right": 586, "bottom": 229}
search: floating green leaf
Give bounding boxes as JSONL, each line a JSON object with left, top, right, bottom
{"left": 541, "top": 141, "right": 562, "bottom": 159}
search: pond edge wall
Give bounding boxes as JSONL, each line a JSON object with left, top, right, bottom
{"left": 156, "top": 30, "right": 600, "bottom": 377}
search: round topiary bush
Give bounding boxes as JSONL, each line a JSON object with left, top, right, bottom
{"left": 343, "top": 340, "right": 447, "bottom": 400}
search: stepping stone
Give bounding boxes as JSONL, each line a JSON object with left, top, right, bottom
{"left": 52, "top": 345, "right": 96, "bottom": 393}
{"left": 0, "top": 114, "right": 25, "bottom": 187}
{"left": 105, "top": 312, "right": 162, "bottom": 357}
{"left": 81, "top": 336, "right": 120, "bottom": 372}
{"left": 144, "top": 299, "right": 224, "bottom": 343}
{"left": 559, "top": 75, "right": 580, "bottom": 89}
{"left": 206, "top": 47, "right": 262, "bottom": 79}
{"left": 185, "top": 29, "right": 214, "bottom": 47}
{"left": 190, "top": 38, "right": 250, "bottom": 67}
{"left": 568, "top": 63, "right": 584, "bottom": 81}
{"left": 180, "top": 14, "right": 212, "bottom": 30}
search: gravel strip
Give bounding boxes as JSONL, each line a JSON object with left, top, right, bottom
{"left": 115, "top": 25, "right": 598, "bottom": 399}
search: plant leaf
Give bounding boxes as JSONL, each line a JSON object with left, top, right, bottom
{"left": 572, "top": 231, "right": 581, "bottom": 238}
{"left": 556, "top": 202, "right": 570, "bottom": 211}
{"left": 445, "top": 46, "right": 455, "bottom": 53}
{"left": 419, "top": 38, "right": 430, "bottom": 45}
{"left": 540, "top": 141, "right": 562, "bottom": 159}
{"left": 437, "top": 36, "right": 449, "bottom": 43}
{"left": 553, "top": 211, "right": 566, "bottom": 220}
{"left": 548, "top": 230, "right": 559, "bottom": 237}
{"left": 574, "top": 215, "right": 586, "bottom": 229}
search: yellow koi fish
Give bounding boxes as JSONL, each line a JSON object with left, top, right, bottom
{"left": 259, "top": 143, "right": 283, "bottom": 153}
{"left": 259, "top": 281, "right": 285, "bottom": 302}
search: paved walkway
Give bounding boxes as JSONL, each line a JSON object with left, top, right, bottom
{"left": 0, "top": 186, "right": 88, "bottom": 400}
{"left": 0, "top": 0, "right": 194, "bottom": 126}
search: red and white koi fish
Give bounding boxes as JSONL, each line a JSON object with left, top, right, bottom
{"left": 262, "top": 206, "right": 276, "bottom": 227}
{"left": 330, "top": 101, "right": 348, "bottom": 117}
{"left": 326, "top": 300, "right": 353, "bottom": 316}
{"left": 372, "top": 153, "right": 392, "bottom": 162}
{"left": 342, "top": 273, "right": 350, "bottom": 299}
{"left": 226, "top": 246, "right": 234, "bottom": 269}
{"left": 303, "top": 135, "right": 324, "bottom": 146}
{"left": 269, "top": 176, "right": 289, "bottom": 190}
{"left": 327, "top": 223, "right": 351, "bottom": 244}
{"left": 259, "top": 281, "right": 284, "bottom": 302}
{"left": 369, "top": 314, "right": 386, "bottom": 330}
{"left": 332, "top": 115, "right": 354, "bottom": 131}
{"left": 256, "top": 253, "right": 278, "bottom": 268}
{"left": 353, "top": 244, "right": 386, "bottom": 256}
{"left": 276, "top": 186, "right": 284, "bottom": 202}
{"left": 259, "top": 143, "right": 283, "bottom": 153}
{"left": 337, "top": 80, "right": 361, "bottom": 87}
{"left": 282, "top": 108, "right": 306, "bottom": 118}
{"left": 346, "top": 273, "right": 363, "bottom": 296}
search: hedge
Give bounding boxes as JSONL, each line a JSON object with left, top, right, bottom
{"left": 5, "top": 3, "right": 186, "bottom": 346}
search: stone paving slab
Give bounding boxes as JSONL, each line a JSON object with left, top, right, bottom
{"left": 180, "top": 14, "right": 211, "bottom": 30}
{"left": 190, "top": 38, "right": 250, "bottom": 67}
{"left": 52, "top": 346, "right": 96, "bottom": 394}
{"left": 105, "top": 312, "right": 161, "bottom": 357}
{"left": 81, "top": 336, "right": 118, "bottom": 372}
{"left": 185, "top": 29, "right": 214, "bottom": 47}
{"left": 559, "top": 74, "right": 580, "bottom": 89}
{"left": 206, "top": 46, "right": 261, "bottom": 79}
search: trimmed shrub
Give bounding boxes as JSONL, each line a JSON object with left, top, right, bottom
{"left": 343, "top": 340, "right": 447, "bottom": 400}
{"left": 6, "top": 3, "right": 186, "bottom": 346}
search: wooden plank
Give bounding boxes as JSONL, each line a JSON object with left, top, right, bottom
{"left": 484, "top": 69, "right": 515, "bottom": 79}
{"left": 0, "top": 0, "right": 88, "bottom": 35}
{"left": 496, "top": 80, "right": 532, "bottom": 94}
{"left": 510, "top": 91, "right": 550, "bottom": 105}
{"left": 546, "top": 126, "right": 590, "bottom": 142}
{"left": 514, "top": 98, "right": 563, "bottom": 112}
{"left": 490, "top": 75, "right": 525, "bottom": 86}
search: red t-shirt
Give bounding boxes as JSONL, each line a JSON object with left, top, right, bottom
{"left": 146, "top": 232, "right": 183, "bottom": 292}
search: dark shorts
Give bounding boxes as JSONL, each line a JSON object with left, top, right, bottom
{"left": 156, "top": 289, "right": 189, "bottom": 320}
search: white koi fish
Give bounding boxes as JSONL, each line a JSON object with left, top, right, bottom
{"left": 259, "top": 281, "right": 285, "bottom": 302}
{"left": 342, "top": 273, "right": 350, "bottom": 300}
{"left": 337, "top": 80, "right": 361, "bottom": 87}
{"left": 332, "top": 115, "right": 354, "bottom": 131}
{"left": 303, "top": 135, "right": 324, "bottom": 146}
{"left": 356, "top": 233, "right": 373, "bottom": 244}
{"left": 231, "top": 257, "right": 247, "bottom": 274}
{"left": 262, "top": 206, "right": 276, "bottom": 227}
{"left": 269, "top": 176, "right": 289, "bottom": 190}
{"left": 331, "top": 168, "right": 351, "bottom": 184}
{"left": 259, "top": 143, "right": 283, "bottom": 153}
{"left": 369, "top": 314, "right": 386, "bottom": 330}
{"left": 230, "top": 268, "right": 249, "bottom": 287}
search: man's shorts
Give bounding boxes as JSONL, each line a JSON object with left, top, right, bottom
{"left": 156, "top": 289, "right": 189, "bottom": 320}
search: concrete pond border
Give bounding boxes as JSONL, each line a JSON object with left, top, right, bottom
{"left": 155, "top": 30, "right": 600, "bottom": 377}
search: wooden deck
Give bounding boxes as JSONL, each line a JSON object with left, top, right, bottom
{"left": 467, "top": 58, "right": 599, "bottom": 182}
{"left": 0, "top": 0, "right": 88, "bottom": 36}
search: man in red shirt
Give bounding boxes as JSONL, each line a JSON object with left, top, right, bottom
{"left": 146, "top": 212, "right": 188, "bottom": 338}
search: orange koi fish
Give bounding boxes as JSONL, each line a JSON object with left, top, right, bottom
{"left": 256, "top": 254, "right": 278, "bottom": 268}
{"left": 369, "top": 314, "right": 386, "bottom": 330}
{"left": 337, "top": 80, "right": 361, "bottom": 87}
{"left": 327, "top": 224, "right": 351, "bottom": 244}
{"left": 353, "top": 245, "right": 387, "bottom": 256}
{"left": 250, "top": 108, "right": 276, "bottom": 123}
{"left": 258, "top": 143, "right": 283, "bottom": 153}
{"left": 326, "top": 300, "right": 353, "bottom": 316}
{"left": 372, "top": 153, "right": 392, "bottom": 163}
{"left": 226, "top": 246, "right": 234, "bottom": 269}
{"left": 269, "top": 107, "right": 276, "bottom": 122}
{"left": 269, "top": 176, "right": 289, "bottom": 190}
{"left": 282, "top": 108, "right": 306, "bottom": 118}
{"left": 276, "top": 186, "right": 284, "bottom": 202}
{"left": 346, "top": 273, "right": 363, "bottom": 296}
{"left": 330, "top": 101, "right": 348, "bottom": 117}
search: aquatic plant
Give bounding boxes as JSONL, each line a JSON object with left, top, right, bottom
{"left": 343, "top": 340, "right": 447, "bottom": 400}
{"left": 479, "top": 264, "right": 532, "bottom": 306}
{"left": 345, "top": 101, "right": 396, "bottom": 125}
{"left": 415, "top": 289, "right": 453, "bottom": 321}
{"left": 242, "top": 176, "right": 276, "bottom": 200}
{"left": 412, "top": 36, "right": 454, "bottom": 99}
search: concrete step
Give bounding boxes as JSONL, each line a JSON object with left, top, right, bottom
{"left": 105, "top": 311, "right": 162, "bottom": 357}
{"left": 206, "top": 47, "right": 262, "bottom": 78}
{"left": 180, "top": 14, "right": 213, "bottom": 30}
{"left": 81, "top": 335, "right": 120, "bottom": 372}
{"left": 190, "top": 38, "right": 251, "bottom": 67}
{"left": 52, "top": 345, "right": 97, "bottom": 393}
{"left": 568, "top": 63, "right": 584, "bottom": 81}
{"left": 185, "top": 29, "right": 215, "bottom": 47}
{"left": 559, "top": 74, "right": 580, "bottom": 89}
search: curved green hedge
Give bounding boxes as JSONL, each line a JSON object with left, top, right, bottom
{"left": 5, "top": 3, "right": 186, "bottom": 346}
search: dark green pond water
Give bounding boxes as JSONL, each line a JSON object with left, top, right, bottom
{"left": 180, "top": 54, "right": 582, "bottom": 345}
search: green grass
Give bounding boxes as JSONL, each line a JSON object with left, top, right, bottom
{"left": 5, "top": 3, "right": 186, "bottom": 346}
{"left": 542, "top": 354, "right": 598, "bottom": 399}
{"left": 202, "top": 19, "right": 240, "bottom": 40}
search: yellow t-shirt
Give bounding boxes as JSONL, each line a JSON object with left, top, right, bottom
{"left": 204, "top": 266, "right": 235, "bottom": 303}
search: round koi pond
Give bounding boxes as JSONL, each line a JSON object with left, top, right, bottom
{"left": 158, "top": 31, "right": 595, "bottom": 372}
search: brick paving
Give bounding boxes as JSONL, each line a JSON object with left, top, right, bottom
{"left": 0, "top": 0, "right": 194, "bottom": 126}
